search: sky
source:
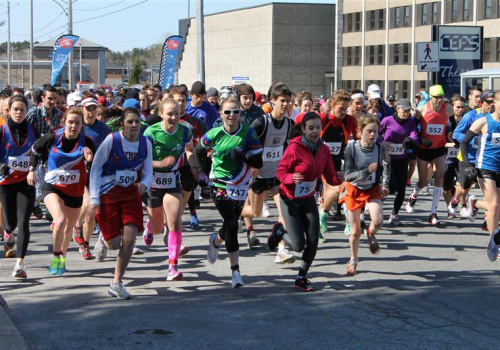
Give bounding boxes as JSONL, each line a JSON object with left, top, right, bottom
{"left": 1, "top": 0, "right": 334, "bottom": 52}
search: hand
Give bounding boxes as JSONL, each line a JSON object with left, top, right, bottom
{"left": 403, "top": 136, "right": 413, "bottom": 149}
{"left": 421, "top": 137, "right": 432, "bottom": 148}
{"left": 368, "top": 162, "right": 378, "bottom": 173}
{"left": 382, "top": 186, "right": 389, "bottom": 197}
{"left": 84, "top": 147, "right": 93, "bottom": 162}
{"left": 27, "top": 171, "right": 37, "bottom": 187}
{"left": 251, "top": 168, "right": 262, "bottom": 177}
{"left": 292, "top": 173, "right": 304, "bottom": 184}
{"left": 158, "top": 155, "right": 176, "bottom": 168}
{"left": 231, "top": 149, "right": 247, "bottom": 162}
{"left": 136, "top": 183, "right": 147, "bottom": 195}
{"left": 383, "top": 142, "right": 393, "bottom": 153}
{"left": 0, "top": 164, "right": 10, "bottom": 176}
{"left": 198, "top": 172, "right": 210, "bottom": 186}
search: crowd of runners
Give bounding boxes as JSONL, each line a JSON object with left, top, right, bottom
{"left": 0, "top": 80, "right": 498, "bottom": 298}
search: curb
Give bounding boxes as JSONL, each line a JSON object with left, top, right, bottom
{"left": 0, "top": 295, "right": 29, "bottom": 350}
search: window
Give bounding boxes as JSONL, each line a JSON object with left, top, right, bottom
{"left": 402, "top": 81, "right": 409, "bottom": 98}
{"left": 497, "top": 38, "right": 500, "bottom": 61}
{"left": 451, "top": 0, "right": 459, "bottom": 22}
{"left": 485, "top": 0, "right": 493, "bottom": 19}
{"left": 464, "top": 0, "right": 470, "bottom": 21}
{"left": 393, "top": 44, "right": 400, "bottom": 64}
{"left": 403, "top": 43, "right": 409, "bottom": 64}
{"left": 484, "top": 38, "right": 491, "bottom": 62}
{"left": 377, "top": 45, "right": 384, "bottom": 65}
{"left": 368, "top": 46, "right": 375, "bottom": 65}
{"left": 354, "top": 46, "right": 360, "bottom": 65}
{"left": 378, "top": 9, "right": 385, "bottom": 29}
{"left": 404, "top": 6, "right": 411, "bottom": 26}
{"left": 347, "top": 13, "right": 353, "bottom": 32}
{"left": 432, "top": 2, "right": 439, "bottom": 24}
{"left": 355, "top": 12, "right": 361, "bottom": 31}
{"left": 395, "top": 7, "right": 401, "bottom": 27}
{"left": 369, "top": 11, "right": 376, "bottom": 30}
{"left": 393, "top": 81, "right": 400, "bottom": 96}
{"left": 422, "top": 3, "right": 428, "bottom": 25}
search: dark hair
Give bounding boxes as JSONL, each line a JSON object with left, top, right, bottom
{"left": 82, "top": 91, "right": 96, "bottom": 99}
{"left": 169, "top": 86, "right": 188, "bottom": 98}
{"left": 468, "top": 85, "right": 483, "bottom": 95}
{"left": 8, "top": 95, "right": 28, "bottom": 110}
{"left": 42, "top": 85, "right": 57, "bottom": 97}
{"left": 296, "top": 90, "right": 313, "bottom": 107}
{"left": 291, "top": 111, "right": 320, "bottom": 138}
{"left": 270, "top": 83, "right": 292, "bottom": 101}
{"left": 12, "top": 87, "right": 24, "bottom": 95}
{"left": 56, "top": 88, "right": 67, "bottom": 98}
{"left": 350, "top": 88, "right": 364, "bottom": 95}
{"left": 152, "top": 83, "right": 162, "bottom": 91}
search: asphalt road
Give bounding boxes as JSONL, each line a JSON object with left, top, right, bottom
{"left": 0, "top": 186, "right": 498, "bottom": 350}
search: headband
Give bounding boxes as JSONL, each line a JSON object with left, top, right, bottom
{"left": 351, "top": 93, "right": 364, "bottom": 100}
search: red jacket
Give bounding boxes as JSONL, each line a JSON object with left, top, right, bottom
{"left": 277, "top": 136, "right": 340, "bottom": 199}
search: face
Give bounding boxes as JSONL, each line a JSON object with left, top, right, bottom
{"left": 300, "top": 100, "right": 313, "bottom": 113}
{"left": 172, "top": 93, "right": 187, "bottom": 116}
{"left": 301, "top": 117, "right": 321, "bottom": 144}
{"left": 42, "top": 91, "right": 57, "bottom": 110}
{"left": 106, "top": 94, "right": 114, "bottom": 103}
{"left": 361, "top": 122, "right": 379, "bottom": 145}
{"left": 273, "top": 95, "right": 291, "bottom": 116}
{"left": 83, "top": 104, "right": 97, "bottom": 124}
{"left": 240, "top": 94, "right": 253, "bottom": 110}
{"left": 1, "top": 98, "right": 9, "bottom": 118}
{"left": 387, "top": 99, "right": 395, "bottom": 107}
{"left": 56, "top": 94, "right": 65, "bottom": 110}
{"left": 483, "top": 97, "right": 495, "bottom": 114}
{"left": 452, "top": 101, "right": 465, "bottom": 118}
{"left": 191, "top": 94, "right": 204, "bottom": 106}
{"left": 160, "top": 102, "right": 180, "bottom": 128}
{"left": 397, "top": 107, "right": 411, "bottom": 120}
{"left": 122, "top": 112, "right": 141, "bottom": 140}
{"left": 146, "top": 90, "right": 157, "bottom": 103}
{"left": 350, "top": 98, "right": 364, "bottom": 116}
{"left": 368, "top": 108, "right": 380, "bottom": 117}
{"left": 220, "top": 102, "right": 240, "bottom": 128}
{"left": 207, "top": 96, "right": 218, "bottom": 107}
{"left": 139, "top": 94, "right": 148, "bottom": 112}
{"left": 469, "top": 90, "right": 481, "bottom": 108}
{"left": 65, "top": 113, "right": 83, "bottom": 138}
{"left": 321, "top": 102, "right": 331, "bottom": 114}
{"left": 333, "top": 100, "right": 350, "bottom": 119}
{"left": 9, "top": 101, "right": 27, "bottom": 123}
{"left": 261, "top": 95, "right": 268, "bottom": 104}
{"left": 431, "top": 94, "right": 444, "bottom": 109}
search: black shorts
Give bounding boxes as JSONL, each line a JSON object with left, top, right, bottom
{"left": 478, "top": 169, "right": 500, "bottom": 188}
{"left": 443, "top": 161, "right": 459, "bottom": 192}
{"left": 416, "top": 147, "right": 446, "bottom": 162}
{"left": 179, "top": 165, "right": 198, "bottom": 192}
{"left": 332, "top": 155, "right": 343, "bottom": 172}
{"left": 458, "top": 161, "right": 477, "bottom": 190}
{"left": 250, "top": 177, "right": 280, "bottom": 195}
{"left": 42, "top": 183, "right": 83, "bottom": 209}
{"left": 141, "top": 185, "right": 182, "bottom": 208}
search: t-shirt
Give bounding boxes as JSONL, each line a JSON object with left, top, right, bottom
{"left": 185, "top": 101, "right": 219, "bottom": 130}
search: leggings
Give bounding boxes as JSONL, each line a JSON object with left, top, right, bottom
{"left": 212, "top": 187, "right": 244, "bottom": 253}
{"left": 389, "top": 157, "right": 409, "bottom": 215}
{"left": 0, "top": 180, "right": 36, "bottom": 259}
{"left": 279, "top": 195, "right": 319, "bottom": 266}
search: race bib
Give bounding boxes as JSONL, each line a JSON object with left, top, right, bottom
{"left": 325, "top": 142, "right": 342, "bottom": 155}
{"left": 426, "top": 124, "right": 444, "bottom": 136}
{"left": 294, "top": 180, "right": 317, "bottom": 198}
{"left": 358, "top": 172, "right": 375, "bottom": 185}
{"left": 8, "top": 156, "right": 29, "bottom": 172}
{"left": 54, "top": 169, "right": 80, "bottom": 185}
{"left": 446, "top": 147, "right": 459, "bottom": 159}
{"left": 263, "top": 146, "right": 283, "bottom": 161}
{"left": 491, "top": 133, "right": 500, "bottom": 147}
{"left": 388, "top": 143, "right": 404, "bottom": 156}
{"left": 152, "top": 171, "right": 176, "bottom": 189}
{"left": 226, "top": 183, "right": 248, "bottom": 201}
{"left": 115, "top": 170, "right": 137, "bottom": 187}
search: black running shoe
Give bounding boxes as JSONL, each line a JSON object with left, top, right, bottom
{"left": 294, "top": 278, "right": 314, "bottom": 292}
{"left": 267, "top": 222, "right": 284, "bottom": 251}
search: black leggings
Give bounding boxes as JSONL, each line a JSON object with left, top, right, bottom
{"left": 214, "top": 198, "right": 244, "bottom": 253}
{"left": 280, "top": 195, "right": 319, "bottom": 266}
{"left": 389, "top": 157, "right": 409, "bottom": 215}
{"left": 0, "top": 181, "right": 36, "bottom": 259}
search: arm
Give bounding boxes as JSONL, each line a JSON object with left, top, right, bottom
{"left": 344, "top": 143, "right": 372, "bottom": 182}
{"left": 452, "top": 112, "right": 473, "bottom": 143}
{"left": 460, "top": 117, "right": 486, "bottom": 168}
{"left": 276, "top": 145, "right": 296, "bottom": 185}
{"left": 140, "top": 138, "right": 154, "bottom": 191}
{"left": 381, "top": 144, "right": 391, "bottom": 189}
{"left": 88, "top": 135, "right": 113, "bottom": 206}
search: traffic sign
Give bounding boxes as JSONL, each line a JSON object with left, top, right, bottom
{"left": 417, "top": 42, "right": 440, "bottom": 72}
{"left": 231, "top": 76, "right": 250, "bottom": 84}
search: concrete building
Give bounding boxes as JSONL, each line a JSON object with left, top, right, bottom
{"left": 339, "top": 0, "right": 500, "bottom": 99}
{"left": 177, "top": 2, "right": 336, "bottom": 97}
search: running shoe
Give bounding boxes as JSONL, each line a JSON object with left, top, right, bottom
{"left": 93, "top": 224, "right": 101, "bottom": 235}
{"left": 231, "top": 270, "right": 244, "bottom": 289}
{"left": 366, "top": 230, "right": 379, "bottom": 254}
{"left": 108, "top": 281, "right": 131, "bottom": 300}
{"left": 50, "top": 222, "right": 55, "bottom": 231}
{"left": 319, "top": 211, "right": 328, "bottom": 234}
{"left": 466, "top": 195, "right": 477, "bottom": 222}
{"left": 486, "top": 229, "right": 500, "bottom": 262}
{"left": 189, "top": 214, "right": 199, "bottom": 229}
{"left": 419, "top": 185, "right": 430, "bottom": 195}
{"left": 344, "top": 222, "right": 351, "bottom": 236}
{"left": 294, "top": 278, "right": 313, "bottom": 292}
{"left": 318, "top": 231, "right": 326, "bottom": 244}
{"left": 58, "top": 256, "right": 66, "bottom": 275}
{"left": 32, "top": 205, "right": 43, "bottom": 219}
{"left": 238, "top": 218, "right": 246, "bottom": 232}
{"left": 448, "top": 198, "right": 459, "bottom": 215}
{"left": 261, "top": 201, "right": 271, "bottom": 218}
{"left": 207, "top": 232, "right": 219, "bottom": 264}
{"left": 268, "top": 222, "right": 285, "bottom": 251}
{"left": 79, "top": 243, "right": 95, "bottom": 260}
{"left": 347, "top": 259, "right": 358, "bottom": 275}
{"left": 388, "top": 214, "right": 401, "bottom": 226}
{"left": 194, "top": 199, "right": 201, "bottom": 209}
{"left": 179, "top": 244, "right": 190, "bottom": 258}
{"left": 132, "top": 244, "right": 143, "bottom": 255}
{"left": 166, "top": 265, "right": 183, "bottom": 281}
{"left": 94, "top": 235, "right": 107, "bottom": 262}
{"left": 447, "top": 211, "right": 456, "bottom": 219}
{"left": 12, "top": 262, "right": 27, "bottom": 279}
{"left": 142, "top": 219, "right": 154, "bottom": 246}
{"left": 48, "top": 256, "right": 60, "bottom": 275}
{"left": 428, "top": 213, "right": 440, "bottom": 226}
{"left": 45, "top": 209, "right": 53, "bottom": 222}
{"left": 72, "top": 225, "right": 84, "bottom": 246}
{"left": 4, "top": 248, "right": 15, "bottom": 258}
{"left": 405, "top": 194, "right": 417, "bottom": 214}
{"left": 459, "top": 206, "right": 469, "bottom": 218}
{"left": 406, "top": 179, "right": 411, "bottom": 187}
{"left": 4, "top": 232, "right": 15, "bottom": 245}
{"left": 247, "top": 233, "right": 260, "bottom": 249}
{"left": 274, "top": 249, "right": 295, "bottom": 264}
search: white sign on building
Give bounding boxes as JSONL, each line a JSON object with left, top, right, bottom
{"left": 417, "top": 42, "right": 440, "bottom": 72}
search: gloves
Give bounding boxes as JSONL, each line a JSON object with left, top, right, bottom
{"left": 420, "top": 137, "right": 432, "bottom": 148}
{"left": 231, "top": 149, "right": 248, "bottom": 162}
{"left": 0, "top": 164, "right": 10, "bottom": 176}
{"left": 403, "top": 136, "right": 413, "bottom": 149}
{"left": 198, "top": 172, "right": 210, "bottom": 186}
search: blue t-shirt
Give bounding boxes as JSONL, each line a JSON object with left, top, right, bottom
{"left": 83, "top": 119, "right": 111, "bottom": 150}
{"left": 453, "top": 108, "right": 483, "bottom": 163}
{"left": 185, "top": 101, "right": 219, "bottom": 131}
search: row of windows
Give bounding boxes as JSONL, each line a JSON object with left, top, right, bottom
{"left": 343, "top": 43, "right": 410, "bottom": 66}
{"left": 342, "top": 80, "right": 428, "bottom": 100}
{"left": 484, "top": 37, "right": 500, "bottom": 61}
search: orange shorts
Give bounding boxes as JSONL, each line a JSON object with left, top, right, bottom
{"left": 338, "top": 182, "right": 381, "bottom": 211}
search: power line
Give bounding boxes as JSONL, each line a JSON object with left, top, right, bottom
{"left": 10, "top": 10, "right": 65, "bottom": 37}
{"left": 73, "top": 1, "right": 125, "bottom": 12}
{"left": 73, "top": 0, "right": 148, "bottom": 25}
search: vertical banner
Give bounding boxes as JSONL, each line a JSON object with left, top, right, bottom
{"left": 433, "top": 26, "right": 482, "bottom": 96}
{"left": 50, "top": 34, "right": 79, "bottom": 86}
{"left": 158, "top": 35, "right": 183, "bottom": 90}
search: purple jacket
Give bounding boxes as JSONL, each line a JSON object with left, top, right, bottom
{"left": 379, "top": 116, "right": 419, "bottom": 160}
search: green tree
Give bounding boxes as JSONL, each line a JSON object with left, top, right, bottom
{"left": 128, "top": 59, "right": 143, "bottom": 84}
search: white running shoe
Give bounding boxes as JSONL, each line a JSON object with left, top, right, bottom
{"left": 388, "top": 214, "right": 401, "bottom": 226}
{"left": 406, "top": 194, "right": 417, "bottom": 214}
{"left": 231, "top": 270, "right": 244, "bottom": 288}
{"left": 487, "top": 229, "right": 500, "bottom": 262}
{"left": 274, "top": 249, "right": 295, "bottom": 264}
{"left": 108, "top": 281, "right": 131, "bottom": 299}
{"left": 207, "top": 233, "right": 220, "bottom": 264}
{"left": 467, "top": 195, "right": 477, "bottom": 222}
{"left": 261, "top": 201, "right": 271, "bottom": 218}
{"left": 94, "top": 234, "right": 107, "bottom": 262}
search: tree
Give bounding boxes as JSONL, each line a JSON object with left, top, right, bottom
{"left": 128, "top": 59, "right": 143, "bottom": 84}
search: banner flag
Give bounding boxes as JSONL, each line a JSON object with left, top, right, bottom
{"left": 158, "top": 35, "right": 183, "bottom": 90}
{"left": 50, "top": 34, "right": 79, "bottom": 86}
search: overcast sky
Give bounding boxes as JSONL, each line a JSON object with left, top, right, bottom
{"left": 1, "top": 0, "right": 334, "bottom": 52}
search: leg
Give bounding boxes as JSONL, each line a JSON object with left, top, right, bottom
{"left": 347, "top": 208, "right": 362, "bottom": 262}
{"left": 44, "top": 193, "right": 68, "bottom": 254}
{"left": 113, "top": 224, "right": 137, "bottom": 283}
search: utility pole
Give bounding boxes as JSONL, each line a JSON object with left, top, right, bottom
{"left": 196, "top": 0, "right": 205, "bottom": 83}
{"left": 7, "top": 0, "right": 10, "bottom": 86}
{"left": 30, "top": 0, "right": 33, "bottom": 89}
{"left": 188, "top": 0, "right": 190, "bottom": 17}
{"left": 68, "top": 0, "right": 73, "bottom": 89}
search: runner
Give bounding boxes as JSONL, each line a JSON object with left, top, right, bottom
{"left": 196, "top": 97, "right": 263, "bottom": 288}
{"left": 142, "top": 98, "right": 195, "bottom": 281}
{"left": 379, "top": 98, "right": 418, "bottom": 226}
{"left": 89, "top": 107, "right": 153, "bottom": 299}
{"left": 267, "top": 111, "right": 340, "bottom": 291}
{"left": 341, "top": 114, "right": 390, "bottom": 275}
{"left": 405, "top": 85, "right": 453, "bottom": 225}
{"left": 28, "top": 107, "right": 95, "bottom": 275}
{"left": 0, "top": 95, "right": 39, "bottom": 278}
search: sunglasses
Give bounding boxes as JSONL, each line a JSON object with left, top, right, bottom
{"left": 432, "top": 95, "right": 444, "bottom": 100}
{"left": 484, "top": 99, "right": 495, "bottom": 104}
{"left": 223, "top": 109, "right": 240, "bottom": 115}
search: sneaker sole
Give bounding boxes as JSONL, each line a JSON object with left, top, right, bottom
{"left": 293, "top": 285, "right": 314, "bottom": 292}
{"left": 167, "top": 273, "right": 183, "bottom": 281}
{"left": 274, "top": 256, "right": 295, "bottom": 264}
{"left": 108, "top": 290, "right": 131, "bottom": 300}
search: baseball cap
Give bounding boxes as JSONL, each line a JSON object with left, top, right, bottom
{"left": 386, "top": 94, "right": 395, "bottom": 101}
{"left": 367, "top": 84, "right": 381, "bottom": 95}
{"left": 429, "top": 85, "right": 445, "bottom": 97}
{"left": 397, "top": 98, "right": 412, "bottom": 111}
{"left": 191, "top": 81, "right": 206, "bottom": 95}
{"left": 123, "top": 98, "right": 141, "bottom": 110}
{"left": 369, "top": 92, "right": 381, "bottom": 100}
{"left": 206, "top": 87, "right": 218, "bottom": 98}
{"left": 481, "top": 90, "right": 495, "bottom": 102}
{"left": 81, "top": 97, "right": 98, "bottom": 107}
{"left": 125, "top": 89, "right": 139, "bottom": 100}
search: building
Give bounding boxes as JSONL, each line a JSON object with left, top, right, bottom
{"left": 177, "top": 2, "right": 336, "bottom": 97}
{"left": 339, "top": 0, "right": 500, "bottom": 99}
